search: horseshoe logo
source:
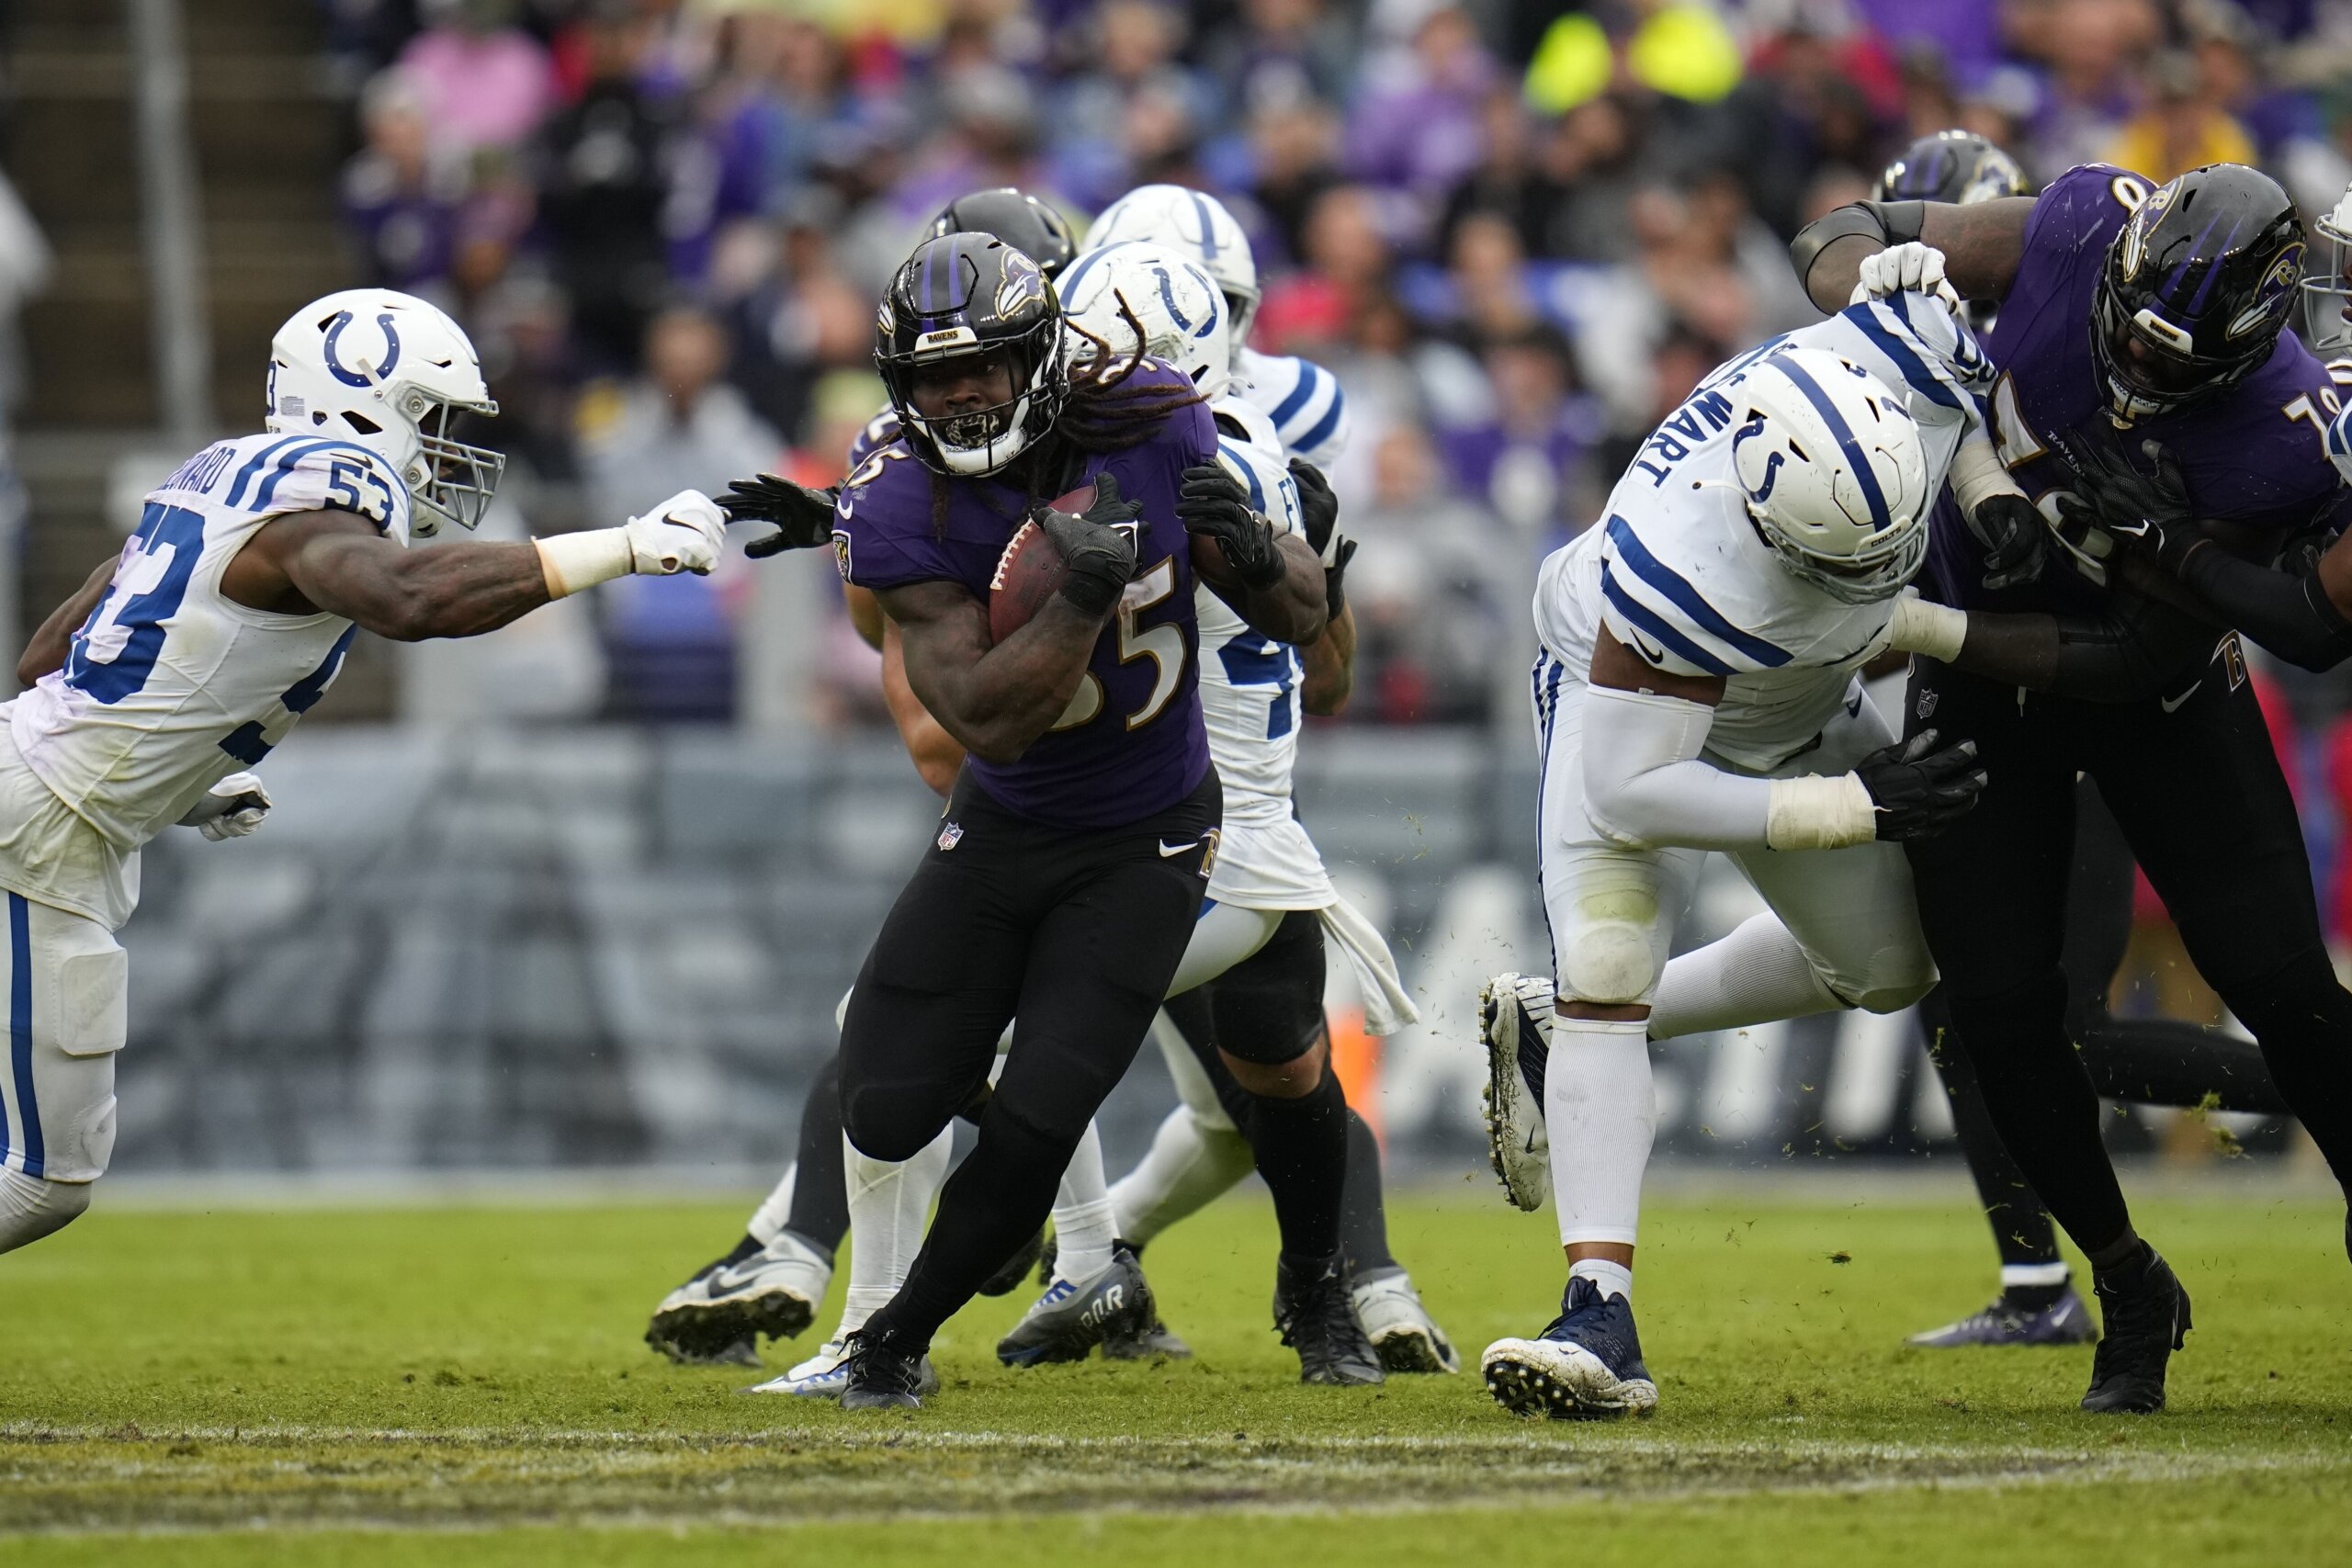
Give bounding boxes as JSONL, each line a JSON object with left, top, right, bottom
{"left": 322, "top": 310, "right": 401, "bottom": 389}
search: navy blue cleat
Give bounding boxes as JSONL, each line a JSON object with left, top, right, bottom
{"left": 1482, "top": 1276, "right": 1657, "bottom": 1418}
{"left": 1907, "top": 1285, "right": 2099, "bottom": 1348}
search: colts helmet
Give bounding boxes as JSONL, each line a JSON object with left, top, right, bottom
{"left": 266, "top": 288, "right": 503, "bottom": 538}
{"left": 929, "top": 186, "right": 1077, "bottom": 280}
{"left": 875, "top": 233, "right": 1068, "bottom": 478}
{"left": 1876, "top": 130, "right": 2030, "bottom": 207}
{"left": 1729, "top": 347, "right": 1930, "bottom": 604}
{"left": 1083, "top": 185, "right": 1259, "bottom": 369}
{"left": 1057, "top": 241, "right": 1233, "bottom": 397}
{"left": 2301, "top": 180, "right": 2352, "bottom": 357}
{"left": 2094, "top": 163, "right": 2303, "bottom": 423}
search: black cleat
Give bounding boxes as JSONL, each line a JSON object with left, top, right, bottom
{"left": 837, "top": 1330, "right": 934, "bottom": 1412}
{"left": 1273, "top": 1255, "right": 1385, "bottom": 1386}
{"left": 2081, "top": 1249, "right": 2191, "bottom": 1415}
{"left": 978, "top": 1226, "right": 1046, "bottom": 1297}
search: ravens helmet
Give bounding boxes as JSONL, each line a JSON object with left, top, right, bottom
{"left": 1877, "top": 130, "right": 2030, "bottom": 208}
{"left": 875, "top": 233, "right": 1069, "bottom": 477}
{"left": 2093, "top": 163, "right": 2303, "bottom": 423}
{"left": 928, "top": 187, "right": 1077, "bottom": 280}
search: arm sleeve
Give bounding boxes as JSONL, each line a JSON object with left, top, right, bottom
{"left": 2176, "top": 543, "right": 2352, "bottom": 673}
{"left": 1580, "top": 683, "right": 1877, "bottom": 853}
{"left": 1939, "top": 587, "right": 2221, "bottom": 702}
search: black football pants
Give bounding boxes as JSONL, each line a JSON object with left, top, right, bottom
{"left": 1905, "top": 642, "right": 2352, "bottom": 1256}
{"left": 841, "top": 767, "right": 1219, "bottom": 1352}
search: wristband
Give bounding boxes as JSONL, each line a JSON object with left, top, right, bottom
{"left": 1949, "top": 434, "right": 2026, "bottom": 513}
{"left": 1764, "top": 773, "right": 1878, "bottom": 851}
{"left": 535, "top": 529, "right": 634, "bottom": 599}
{"left": 1886, "top": 596, "right": 1967, "bottom": 661}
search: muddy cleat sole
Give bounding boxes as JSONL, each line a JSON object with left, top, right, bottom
{"left": 1483, "top": 1276, "right": 1657, "bottom": 1419}
{"left": 1351, "top": 1268, "right": 1459, "bottom": 1374}
{"left": 997, "top": 1247, "right": 1153, "bottom": 1367}
{"left": 1907, "top": 1286, "right": 2098, "bottom": 1348}
{"left": 1479, "top": 973, "right": 1552, "bottom": 1213}
{"left": 645, "top": 1232, "right": 831, "bottom": 1362}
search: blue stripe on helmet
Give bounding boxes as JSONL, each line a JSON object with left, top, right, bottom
{"left": 1189, "top": 191, "right": 1220, "bottom": 259}
{"left": 1767, "top": 355, "right": 1893, "bottom": 533}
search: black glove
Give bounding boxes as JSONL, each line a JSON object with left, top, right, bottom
{"left": 1853, "top": 728, "right": 1986, "bottom": 841}
{"left": 1035, "top": 470, "right": 1141, "bottom": 617}
{"left": 2069, "top": 438, "right": 2205, "bottom": 574}
{"left": 1323, "top": 536, "right": 1356, "bottom": 620}
{"left": 1289, "top": 457, "right": 1339, "bottom": 557}
{"left": 1964, "top": 493, "right": 2045, "bottom": 592}
{"left": 1178, "top": 462, "right": 1285, "bottom": 589}
{"left": 721, "top": 474, "right": 840, "bottom": 558}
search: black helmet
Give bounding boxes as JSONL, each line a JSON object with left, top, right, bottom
{"left": 928, "top": 186, "right": 1076, "bottom": 280}
{"left": 1877, "top": 130, "right": 2030, "bottom": 207}
{"left": 875, "top": 233, "right": 1068, "bottom": 477}
{"left": 2093, "top": 163, "right": 2304, "bottom": 423}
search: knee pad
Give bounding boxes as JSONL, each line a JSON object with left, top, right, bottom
{"left": 1207, "top": 912, "right": 1328, "bottom": 1067}
{"left": 842, "top": 1087, "right": 956, "bottom": 1166}
{"left": 0, "top": 1169, "right": 90, "bottom": 1255}
{"left": 1560, "top": 919, "right": 1657, "bottom": 1007}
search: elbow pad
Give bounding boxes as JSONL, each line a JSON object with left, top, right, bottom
{"left": 1790, "top": 200, "right": 1928, "bottom": 288}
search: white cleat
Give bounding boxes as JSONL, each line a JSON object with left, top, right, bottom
{"left": 1481, "top": 1280, "right": 1658, "bottom": 1419}
{"left": 1479, "top": 973, "right": 1553, "bottom": 1212}
{"left": 1351, "top": 1268, "right": 1459, "bottom": 1373}
{"left": 646, "top": 1232, "right": 832, "bottom": 1362}
{"left": 741, "top": 1337, "right": 944, "bottom": 1401}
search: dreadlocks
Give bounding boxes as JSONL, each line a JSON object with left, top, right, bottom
{"left": 1055, "top": 292, "right": 1205, "bottom": 454}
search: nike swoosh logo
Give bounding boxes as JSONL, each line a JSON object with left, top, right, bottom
{"left": 1628, "top": 630, "right": 1668, "bottom": 665}
{"left": 1158, "top": 840, "right": 1197, "bottom": 858}
{"left": 2160, "top": 680, "right": 2201, "bottom": 715}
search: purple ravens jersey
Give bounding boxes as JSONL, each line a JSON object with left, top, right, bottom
{"left": 844, "top": 407, "right": 900, "bottom": 474}
{"left": 1928, "top": 163, "right": 2352, "bottom": 620}
{"left": 832, "top": 361, "right": 1215, "bottom": 829}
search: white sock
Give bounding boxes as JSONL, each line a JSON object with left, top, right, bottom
{"left": 0, "top": 1168, "right": 89, "bottom": 1255}
{"left": 1108, "top": 1104, "right": 1257, "bottom": 1245}
{"left": 1050, "top": 1119, "right": 1119, "bottom": 1282}
{"left": 836, "top": 1128, "right": 952, "bottom": 1337}
{"left": 1569, "top": 1257, "right": 1634, "bottom": 1304}
{"left": 1546, "top": 1016, "right": 1654, "bottom": 1251}
{"left": 1649, "top": 913, "right": 1842, "bottom": 1042}
{"left": 744, "top": 1163, "right": 797, "bottom": 1247}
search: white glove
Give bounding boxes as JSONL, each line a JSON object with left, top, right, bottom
{"left": 1850, "top": 242, "right": 1964, "bottom": 321}
{"left": 178, "top": 773, "right": 272, "bottom": 842}
{"left": 625, "top": 490, "right": 728, "bottom": 576}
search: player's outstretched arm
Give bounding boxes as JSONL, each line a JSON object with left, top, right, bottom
{"left": 1792, "top": 197, "right": 2031, "bottom": 315}
{"left": 1883, "top": 586, "right": 2216, "bottom": 702}
{"left": 17, "top": 555, "right": 120, "bottom": 685}
{"left": 881, "top": 579, "right": 1109, "bottom": 765}
{"left": 1583, "top": 631, "right": 1983, "bottom": 852}
{"left": 226, "top": 491, "right": 729, "bottom": 641}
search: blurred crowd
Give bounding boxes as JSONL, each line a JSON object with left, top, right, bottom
{"left": 315, "top": 0, "right": 2352, "bottom": 730}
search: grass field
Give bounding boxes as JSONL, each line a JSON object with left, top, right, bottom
{"left": 0, "top": 1179, "right": 2346, "bottom": 1565}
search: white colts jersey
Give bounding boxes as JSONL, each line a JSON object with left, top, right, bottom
{"left": 8, "top": 434, "right": 405, "bottom": 911}
{"left": 1195, "top": 399, "right": 1332, "bottom": 908}
{"left": 1236, "top": 346, "right": 1350, "bottom": 469}
{"left": 1534, "top": 295, "right": 1993, "bottom": 773}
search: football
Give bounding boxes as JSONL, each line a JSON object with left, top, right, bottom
{"left": 988, "top": 482, "right": 1097, "bottom": 643}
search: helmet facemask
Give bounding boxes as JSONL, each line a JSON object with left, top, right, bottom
{"left": 2301, "top": 198, "right": 2352, "bottom": 358}
{"left": 402, "top": 389, "right": 505, "bottom": 536}
{"left": 879, "top": 321, "right": 1068, "bottom": 478}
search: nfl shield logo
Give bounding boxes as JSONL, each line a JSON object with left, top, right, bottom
{"left": 937, "top": 820, "right": 964, "bottom": 852}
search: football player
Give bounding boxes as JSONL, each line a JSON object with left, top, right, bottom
{"left": 0, "top": 289, "right": 729, "bottom": 1254}
{"left": 1476, "top": 280, "right": 2011, "bottom": 1418}
{"left": 1057, "top": 186, "right": 1454, "bottom": 1369}
{"left": 1793, "top": 161, "right": 2352, "bottom": 1413}
{"left": 742, "top": 245, "right": 1405, "bottom": 1395}
{"left": 794, "top": 231, "right": 1326, "bottom": 1409}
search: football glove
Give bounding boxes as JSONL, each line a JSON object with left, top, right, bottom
{"left": 1178, "top": 462, "right": 1285, "bottom": 589}
{"left": 624, "top": 491, "right": 729, "bottom": 575}
{"left": 1850, "top": 242, "right": 1964, "bottom": 321}
{"left": 1035, "top": 471, "right": 1141, "bottom": 618}
{"left": 721, "top": 473, "right": 842, "bottom": 558}
{"left": 1854, "top": 729, "right": 1985, "bottom": 841}
{"left": 2065, "top": 438, "right": 2204, "bottom": 574}
{"left": 1964, "top": 492, "right": 2046, "bottom": 592}
{"left": 1324, "top": 536, "right": 1358, "bottom": 620}
{"left": 1289, "top": 457, "right": 1340, "bottom": 558}
{"left": 179, "top": 772, "right": 273, "bottom": 841}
